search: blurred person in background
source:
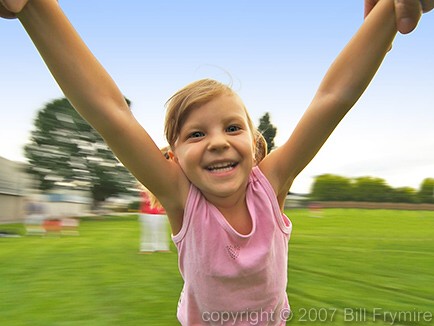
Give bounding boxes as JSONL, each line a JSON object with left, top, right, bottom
{"left": 139, "top": 186, "right": 170, "bottom": 253}
{"left": 24, "top": 197, "right": 47, "bottom": 236}
{"left": 138, "top": 147, "right": 171, "bottom": 253}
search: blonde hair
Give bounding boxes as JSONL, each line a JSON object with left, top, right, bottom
{"left": 164, "top": 78, "right": 267, "bottom": 163}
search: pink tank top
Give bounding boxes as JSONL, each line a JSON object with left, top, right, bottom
{"left": 172, "top": 166, "right": 292, "bottom": 325}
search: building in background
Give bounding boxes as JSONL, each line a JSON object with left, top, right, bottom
{"left": 0, "top": 156, "right": 92, "bottom": 224}
{"left": 0, "top": 156, "right": 33, "bottom": 223}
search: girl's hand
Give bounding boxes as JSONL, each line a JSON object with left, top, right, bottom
{"left": 365, "top": 0, "right": 434, "bottom": 34}
{"left": 0, "top": 0, "right": 29, "bottom": 18}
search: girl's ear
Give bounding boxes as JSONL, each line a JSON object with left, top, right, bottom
{"left": 252, "top": 138, "right": 257, "bottom": 165}
{"left": 167, "top": 150, "right": 179, "bottom": 163}
{"left": 254, "top": 131, "right": 267, "bottom": 164}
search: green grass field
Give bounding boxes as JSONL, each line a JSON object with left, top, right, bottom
{"left": 1, "top": 209, "right": 433, "bottom": 325}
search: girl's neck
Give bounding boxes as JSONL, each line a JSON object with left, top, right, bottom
{"left": 204, "top": 189, "right": 253, "bottom": 235}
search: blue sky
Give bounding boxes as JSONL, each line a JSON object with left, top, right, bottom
{"left": 1, "top": 1, "right": 433, "bottom": 193}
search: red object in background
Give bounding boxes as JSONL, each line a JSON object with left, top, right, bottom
{"left": 43, "top": 219, "right": 61, "bottom": 233}
{"left": 140, "top": 192, "right": 165, "bottom": 214}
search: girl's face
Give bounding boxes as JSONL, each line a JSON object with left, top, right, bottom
{"left": 173, "top": 94, "right": 255, "bottom": 202}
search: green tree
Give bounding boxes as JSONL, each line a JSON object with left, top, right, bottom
{"left": 24, "top": 97, "right": 137, "bottom": 204}
{"left": 390, "top": 187, "right": 418, "bottom": 203}
{"left": 257, "top": 112, "right": 277, "bottom": 153}
{"left": 352, "top": 176, "right": 392, "bottom": 202}
{"left": 418, "top": 178, "right": 434, "bottom": 203}
{"left": 310, "top": 174, "right": 353, "bottom": 201}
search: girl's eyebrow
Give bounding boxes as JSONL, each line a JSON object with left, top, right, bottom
{"left": 181, "top": 122, "right": 204, "bottom": 132}
{"left": 181, "top": 112, "right": 247, "bottom": 133}
{"left": 222, "top": 114, "right": 248, "bottom": 125}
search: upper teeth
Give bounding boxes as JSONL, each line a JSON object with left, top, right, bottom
{"left": 207, "top": 162, "right": 234, "bottom": 170}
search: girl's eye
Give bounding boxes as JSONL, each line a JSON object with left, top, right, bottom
{"left": 226, "top": 125, "right": 241, "bottom": 133}
{"left": 189, "top": 131, "right": 204, "bottom": 139}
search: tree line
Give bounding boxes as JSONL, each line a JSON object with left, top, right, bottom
{"left": 310, "top": 174, "right": 434, "bottom": 204}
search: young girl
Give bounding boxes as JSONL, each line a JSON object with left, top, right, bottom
{"left": 0, "top": 0, "right": 415, "bottom": 324}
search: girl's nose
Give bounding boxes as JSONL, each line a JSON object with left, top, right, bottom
{"left": 207, "top": 133, "right": 230, "bottom": 151}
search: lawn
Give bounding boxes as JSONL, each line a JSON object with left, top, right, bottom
{"left": 287, "top": 209, "right": 434, "bottom": 325}
{"left": 1, "top": 209, "right": 433, "bottom": 325}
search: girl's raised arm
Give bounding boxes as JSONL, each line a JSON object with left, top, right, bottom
{"left": 260, "top": 0, "right": 398, "bottom": 206}
{"left": 12, "top": 1, "right": 188, "bottom": 222}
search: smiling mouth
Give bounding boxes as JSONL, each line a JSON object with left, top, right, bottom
{"left": 206, "top": 161, "right": 238, "bottom": 173}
